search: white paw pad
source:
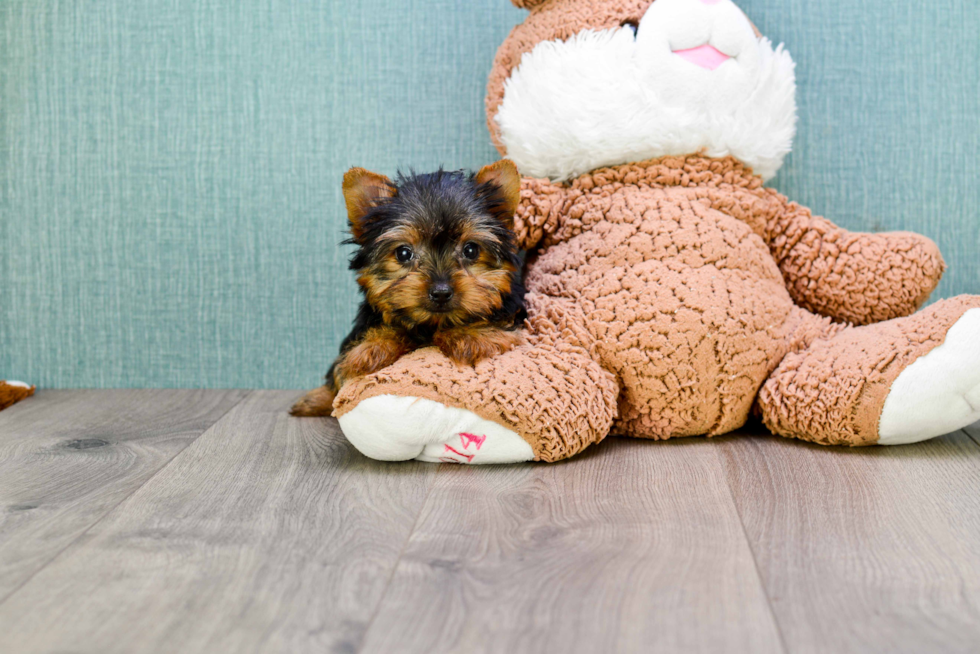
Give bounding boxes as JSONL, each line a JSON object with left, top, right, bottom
{"left": 337, "top": 395, "right": 535, "bottom": 464}
{"left": 879, "top": 309, "right": 980, "bottom": 445}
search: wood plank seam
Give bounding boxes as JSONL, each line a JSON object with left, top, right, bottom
{"left": 717, "top": 430, "right": 980, "bottom": 653}
{"left": 356, "top": 439, "right": 789, "bottom": 653}
{"left": 355, "top": 464, "right": 442, "bottom": 654}
{"left": 0, "top": 390, "right": 254, "bottom": 610}
{"left": 715, "top": 446, "right": 791, "bottom": 654}
{"left": 964, "top": 428, "right": 980, "bottom": 449}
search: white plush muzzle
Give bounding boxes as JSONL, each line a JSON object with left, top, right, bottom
{"left": 495, "top": 0, "right": 797, "bottom": 182}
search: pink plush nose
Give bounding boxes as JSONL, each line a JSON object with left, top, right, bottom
{"left": 673, "top": 44, "right": 730, "bottom": 70}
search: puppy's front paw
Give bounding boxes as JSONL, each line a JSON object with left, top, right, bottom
{"left": 337, "top": 343, "right": 403, "bottom": 380}
{"left": 435, "top": 327, "right": 523, "bottom": 366}
{"left": 335, "top": 326, "right": 414, "bottom": 381}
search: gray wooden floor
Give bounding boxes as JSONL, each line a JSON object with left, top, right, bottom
{"left": 1, "top": 391, "right": 979, "bottom": 654}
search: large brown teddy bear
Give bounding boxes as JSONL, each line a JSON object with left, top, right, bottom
{"left": 329, "top": 0, "right": 980, "bottom": 463}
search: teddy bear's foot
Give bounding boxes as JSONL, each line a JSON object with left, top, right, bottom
{"left": 878, "top": 308, "right": 980, "bottom": 445}
{"left": 338, "top": 395, "right": 535, "bottom": 464}
{"left": 758, "top": 296, "right": 980, "bottom": 446}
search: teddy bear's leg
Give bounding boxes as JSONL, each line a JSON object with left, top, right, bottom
{"left": 758, "top": 297, "right": 980, "bottom": 446}
{"left": 331, "top": 294, "right": 620, "bottom": 464}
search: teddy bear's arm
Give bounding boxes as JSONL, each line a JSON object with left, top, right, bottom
{"left": 765, "top": 196, "right": 946, "bottom": 325}
{"left": 513, "top": 176, "right": 568, "bottom": 250}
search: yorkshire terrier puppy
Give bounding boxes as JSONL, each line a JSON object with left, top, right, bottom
{"left": 290, "top": 160, "right": 526, "bottom": 417}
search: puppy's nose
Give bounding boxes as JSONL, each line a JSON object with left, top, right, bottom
{"left": 428, "top": 283, "right": 454, "bottom": 303}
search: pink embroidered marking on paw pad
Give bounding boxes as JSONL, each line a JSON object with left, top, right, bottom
{"left": 443, "top": 444, "right": 474, "bottom": 463}
{"left": 459, "top": 432, "right": 486, "bottom": 450}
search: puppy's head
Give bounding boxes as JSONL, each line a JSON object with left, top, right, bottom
{"left": 343, "top": 160, "right": 523, "bottom": 329}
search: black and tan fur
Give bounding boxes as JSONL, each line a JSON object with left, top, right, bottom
{"left": 290, "top": 160, "right": 526, "bottom": 417}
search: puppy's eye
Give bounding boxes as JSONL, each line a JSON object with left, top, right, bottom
{"left": 462, "top": 242, "right": 480, "bottom": 260}
{"left": 395, "top": 246, "right": 413, "bottom": 263}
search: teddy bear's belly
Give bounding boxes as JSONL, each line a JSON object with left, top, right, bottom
{"left": 525, "top": 189, "right": 801, "bottom": 439}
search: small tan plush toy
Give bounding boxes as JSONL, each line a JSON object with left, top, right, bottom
{"left": 323, "top": 0, "right": 980, "bottom": 464}
{"left": 0, "top": 381, "right": 35, "bottom": 412}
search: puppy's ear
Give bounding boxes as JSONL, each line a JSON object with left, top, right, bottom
{"left": 343, "top": 168, "right": 395, "bottom": 239}
{"left": 475, "top": 159, "right": 521, "bottom": 224}
{"left": 510, "top": 0, "right": 549, "bottom": 9}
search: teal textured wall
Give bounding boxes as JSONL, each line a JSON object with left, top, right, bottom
{"left": 2, "top": 0, "right": 978, "bottom": 389}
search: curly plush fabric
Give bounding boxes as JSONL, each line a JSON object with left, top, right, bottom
{"left": 515, "top": 156, "right": 947, "bottom": 325}
{"left": 765, "top": 203, "right": 946, "bottom": 325}
{"left": 333, "top": 155, "right": 977, "bottom": 461}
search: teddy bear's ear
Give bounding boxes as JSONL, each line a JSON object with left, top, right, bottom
{"left": 342, "top": 168, "right": 396, "bottom": 240}
{"left": 510, "top": 0, "right": 550, "bottom": 9}
{"left": 475, "top": 159, "right": 521, "bottom": 224}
